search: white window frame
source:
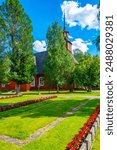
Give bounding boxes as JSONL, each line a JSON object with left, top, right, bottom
{"left": 1, "top": 83, "right": 5, "bottom": 87}
{"left": 31, "top": 77, "right": 35, "bottom": 87}
{"left": 34, "top": 56, "right": 36, "bottom": 65}
{"left": 39, "top": 77, "right": 44, "bottom": 87}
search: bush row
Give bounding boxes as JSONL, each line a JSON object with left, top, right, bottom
{"left": 0, "top": 95, "right": 22, "bottom": 100}
{"left": 0, "top": 95, "right": 57, "bottom": 112}
{"left": 66, "top": 104, "right": 100, "bottom": 150}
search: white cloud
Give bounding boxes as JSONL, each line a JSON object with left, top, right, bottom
{"left": 72, "top": 38, "right": 92, "bottom": 53}
{"left": 33, "top": 40, "right": 46, "bottom": 52}
{"left": 61, "top": 1, "right": 99, "bottom": 30}
{"left": 68, "top": 35, "right": 73, "bottom": 39}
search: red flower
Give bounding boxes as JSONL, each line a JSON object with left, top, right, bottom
{"left": 66, "top": 104, "right": 100, "bottom": 150}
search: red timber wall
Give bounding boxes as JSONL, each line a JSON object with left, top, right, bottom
{"left": 30, "top": 75, "right": 52, "bottom": 90}
{"left": 30, "top": 75, "right": 72, "bottom": 91}
{"left": 0, "top": 81, "right": 31, "bottom": 91}
{"left": 0, "top": 75, "right": 72, "bottom": 91}
{"left": 0, "top": 81, "right": 16, "bottom": 91}
{"left": 0, "top": 75, "right": 49, "bottom": 91}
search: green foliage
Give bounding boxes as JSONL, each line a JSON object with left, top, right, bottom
{"left": 0, "top": 54, "right": 10, "bottom": 83}
{"left": 0, "top": 6, "right": 10, "bottom": 83}
{"left": 74, "top": 51, "right": 100, "bottom": 91}
{"left": 44, "top": 22, "right": 75, "bottom": 91}
{"left": 94, "top": 3, "right": 100, "bottom": 51}
{"left": 0, "top": 0, "right": 35, "bottom": 88}
{"left": 94, "top": 35, "right": 100, "bottom": 51}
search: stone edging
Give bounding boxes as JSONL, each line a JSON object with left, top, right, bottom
{"left": 0, "top": 95, "right": 57, "bottom": 112}
{"left": 79, "top": 114, "right": 100, "bottom": 150}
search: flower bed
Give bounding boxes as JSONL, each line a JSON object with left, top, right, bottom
{"left": 0, "top": 95, "right": 57, "bottom": 112}
{"left": 0, "top": 95, "right": 22, "bottom": 100}
{"left": 66, "top": 104, "right": 100, "bottom": 150}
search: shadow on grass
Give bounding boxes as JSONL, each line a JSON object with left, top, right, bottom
{"left": 40, "top": 90, "right": 99, "bottom": 95}
{"left": 0, "top": 93, "right": 16, "bottom": 96}
{"left": 40, "top": 91, "right": 88, "bottom": 95}
{"left": 0, "top": 98, "right": 100, "bottom": 120}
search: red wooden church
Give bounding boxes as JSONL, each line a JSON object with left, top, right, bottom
{"left": 0, "top": 17, "right": 78, "bottom": 91}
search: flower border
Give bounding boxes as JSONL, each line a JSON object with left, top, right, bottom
{"left": 0, "top": 95, "right": 57, "bottom": 112}
{"left": 66, "top": 104, "right": 100, "bottom": 150}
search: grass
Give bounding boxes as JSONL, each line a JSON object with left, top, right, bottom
{"left": 0, "top": 140, "right": 19, "bottom": 150}
{"left": 0, "top": 98, "right": 99, "bottom": 150}
{"left": 0, "top": 94, "right": 88, "bottom": 139}
{"left": 91, "top": 127, "right": 100, "bottom": 150}
{"left": 0, "top": 90, "right": 100, "bottom": 106}
{"left": 0, "top": 91, "right": 100, "bottom": 150}
{"left": 0, "top": 91, "right": 44, "bottom": 106}
{"left": 40, "top": 90, "right": 100, "bottom": 96}
{"left": 22, "top": 99, "right": 99, "bottom": 150}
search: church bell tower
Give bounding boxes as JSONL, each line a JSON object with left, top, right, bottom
{"left": 63, "top": 13, "right": 72, "bottom": 53}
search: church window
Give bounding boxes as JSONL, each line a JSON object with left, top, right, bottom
{"left": 31, "top": 77, "right": 35, "bottom": 87}
{"left": 1, "top": 83, "right": 5, "bottom": 87}
{"left": 39, "top": 77, "right": 44, "bottom": 86}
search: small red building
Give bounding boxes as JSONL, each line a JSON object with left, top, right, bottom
{"left": 0, "top": 18, "right": 78, "bottom": 91}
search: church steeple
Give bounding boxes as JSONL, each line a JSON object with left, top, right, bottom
{"left": 63, "top": 13, "right": 72, "bottom": 53}
{"left": 63, "top": 13, "right": 66, "bottom": 31}
{"left": 63, "top": 13, "right": 69, "bottom": 38}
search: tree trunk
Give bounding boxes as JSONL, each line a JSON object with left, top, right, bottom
{"left": 87, "top": 85, "right": 92, "bottom": 92}
{"left": 69, "top": 86, "right": 74, "bottom": 92}
{"left": 69, "top": 83, "right": 74, "bottom": 93}
{"left": 16, "top": 84, "right": 21, "bottom": 95}
{"left": 57, "top": 85, "right": 59, "bottom": 93}
{"left": 38, "top": 85, "right": 40, "bottom": 95}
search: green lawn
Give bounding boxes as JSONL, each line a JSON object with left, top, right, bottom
{"left": 22, "top": 98, "right": 100, "bottom": 150}
{"left": 41, "top": 90, "right": 100, "bottom": 96}
{"left": 0, "top": 90, "right": 99, "bottom": 106}
{"left": 0, "top": 98, "right": 99, "bottom": 150}
{"left": 0, "top": 91, "right": 44, "bottom": 106}
{"left": 0, "top": 91, "right": 100, "bottom": 150}
{"left": 92, "top": 127, "right": 100, "bottom": 150}
{"left": 0, "top": 95, "right": 88, "bottom": 139}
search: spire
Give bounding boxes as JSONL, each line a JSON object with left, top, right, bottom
{"left": 63, "top": 13, "right": 66, "bottom": 31}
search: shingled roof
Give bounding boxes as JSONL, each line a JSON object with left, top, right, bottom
{"left": 35, "top": 51, "right": 48, "bottom": 74}
{"left": 35, "top": 50, "right": 78, "bottom": 75}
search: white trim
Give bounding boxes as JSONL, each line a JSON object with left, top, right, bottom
{"left": 34, "top": 56, "right": 36, "bottom": 65}
{"left": 1, "top": 83, "right": 5, "bottom": 88}
{"left": 31, "top": 77, "right": 35, "bottom": 87}
{"left": 39, "top": 77, "right": 44, "bottom": 87}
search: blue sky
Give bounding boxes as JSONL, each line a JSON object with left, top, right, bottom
{"left": 0, "top": 0, "right": 100, "bottom": 55}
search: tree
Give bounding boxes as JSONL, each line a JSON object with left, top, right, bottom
{"left": 0, "top": 54, "right": 10, "bottom": 84}
{"left": 74, "top": 52, "right": 100, "bottom": 92}
{"left": 84, "top": 54, "right": 100, "bottom": 91}
{"left": 0, "top": 0, "right": 35, "bottom": 95}
{"left": 0, "top": 15, "right": 10, "bottom": 83}
{"left": 94, "top": 3, "right": 100, "bottom": 51}
{"left": 73, "top": 48, "right": 84, "bottom": 60}
{"left": 44, "top": 22, "right": 75, "bottom": 93}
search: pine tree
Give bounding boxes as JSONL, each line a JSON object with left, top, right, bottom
{"left": 0, "top": 0, "right": 35, "bottom": 95}
{"left": 44, "top": 22, "right": 75, "bottom": 92}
